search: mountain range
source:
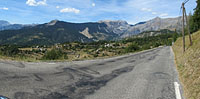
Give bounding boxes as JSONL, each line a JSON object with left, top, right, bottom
{"left": 0, "top": 20, "right": 26, "bottom": 31}
{"left": 0, "top": 17, "right": 182, "bottom": 45}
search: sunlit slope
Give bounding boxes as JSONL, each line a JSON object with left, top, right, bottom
{"left": 173, "top": 30, "right": 200, "bottom": 99}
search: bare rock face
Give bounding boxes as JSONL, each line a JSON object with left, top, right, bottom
{"left": 80, "top": 27, "right": 93, "bottom": 39}
{"left": 98, "top": 17, "right": 182, "bottom": 38}
{"left": 123, "top": 17, "right": 182, "bottom": 37}
{"left": 0, "top": 17, "right": 182, "bottom": 45}
{"left": 133, "top": 17, "right": 182, "bottom": 32}
{"left": 99, "top": 20, "right": 130, "bottom": 35}
{"left": 47, "top": 20, "right": 59, "bottom": 26}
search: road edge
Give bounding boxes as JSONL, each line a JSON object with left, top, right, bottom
{"left": 170, "top": 46, "right": 185, "bottom": 99}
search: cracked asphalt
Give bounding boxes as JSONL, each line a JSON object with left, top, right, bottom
{"left": 0, "top": 46, "right": 181, "bottom": 99}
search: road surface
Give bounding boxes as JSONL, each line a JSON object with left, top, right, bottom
{"left": 0, "top": 46, "right": 182, "bottom": 99}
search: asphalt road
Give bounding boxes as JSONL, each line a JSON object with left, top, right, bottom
{"left": 0, "top": 46, "right": 182, "bottom": 99}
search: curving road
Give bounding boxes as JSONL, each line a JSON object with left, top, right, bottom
{"left": 0, "top": 46, "right": 183, "bottom": 99}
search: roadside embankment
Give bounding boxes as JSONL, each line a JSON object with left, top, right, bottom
{"left": 173, "top": 30, "right": 200, "bottom": 99}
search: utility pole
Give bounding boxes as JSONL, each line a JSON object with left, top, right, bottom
{"left": 183, "top": 6, "right": 193, "bottom": 46}
{"left": 182, "top": 3, "right": 185, "bottom": 52}
{"left": 181, "top": 0, "right": 192, "bottom": 52}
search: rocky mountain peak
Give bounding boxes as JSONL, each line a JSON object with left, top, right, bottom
{"left": 154, "top": 17, "right": 161, "bottom": 19}
{"left": 98, "top": 20, "right": 128, "bottom": 25}
{"left": 47, "top": 20, "right": 59, "bottom": 26}
{"left": 152, "top": 17, "right": 162, "bottom": 21}
{"left": 0, "top": 17, "right": 183, "bottom": 45}
{"left": 0, "top": 20, "right": 10, "bottom": 27}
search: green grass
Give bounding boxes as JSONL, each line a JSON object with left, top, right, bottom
{"left": 173, "top": 30, "right": 200, "bottom": 99}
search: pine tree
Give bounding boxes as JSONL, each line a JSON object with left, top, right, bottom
{"left": 192, "top": 0, "right": 200, "bottom": 32}
{"left": 189, "top": 12, "right": 194, "bottom": 32}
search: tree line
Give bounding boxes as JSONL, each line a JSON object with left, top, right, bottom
{"left": 189, "top": 0, "right": 200, "bottom": 33}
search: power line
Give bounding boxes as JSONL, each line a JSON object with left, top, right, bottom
{"left": 175, "top": 3, "right": 183, "bottom": 34}
{"left": 179, "top": 6, "right": 182, "bottom": 15}
{"left": 184, "top": 0, "right": 189, "bottom": 4}
{"left": 184, "top": 0, "right": 187, "bottom": 2}
{"left": 176, "top": 0, "right": 190, "bottom": 33}
{"left": 181, "top": 0, "right": 189, "bottom": 13}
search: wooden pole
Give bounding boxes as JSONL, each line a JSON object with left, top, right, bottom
{"left": 184, "top": 7, "right": 192, "bottom": 46}
{"left": 182, "top": 3, "right": 186, "bottom": 52}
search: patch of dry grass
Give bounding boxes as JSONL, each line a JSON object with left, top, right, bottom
{"left": 173, "top": 30, "right": 200, "bottom": 99}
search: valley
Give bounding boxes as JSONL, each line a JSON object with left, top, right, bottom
{"left": 0, "top": 1, "right": 199, "bottom": 98}
{"left": 0, "top": 32, "right": 178, "bottom": 61}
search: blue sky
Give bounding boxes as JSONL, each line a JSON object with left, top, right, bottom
{"left": 0, "top": 0, "right": 197, "bottom": 24}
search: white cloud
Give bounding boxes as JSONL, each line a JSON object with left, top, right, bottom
{"left": 26, "top": 0, "right": 36, "bottom": 6}
{"left": 37, "top": 0, "right": 46, "bottom": 5}
{"left": 56, "top": 6, "right": 60, "bottom": 9}
{"left": 141, "top": 8, "right": 152, "bottom": 12}
{"left": 160, "top": 13, "right": 168, "bottom": 17}
{"left": 60, "top": 8, "right": 80, "bottom": 14}
{"left": 0, "top": 7, "right": 9, "bottom": 10}
{"left": 141, "top": 7, "right": 159, "bottom": 15}
{"left": 92, "top": 3, "right": 96, "bottom": 7}
{"left": 141, "top": 7, "right": 160, "bottom": 16}
{"left": 26, "top": 0, "right": 47, "bottom": 6}
{"left": 152, "top": 12, "right": 157, "bottom": 15}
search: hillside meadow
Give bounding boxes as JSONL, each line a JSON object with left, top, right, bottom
{"left": 173, "top": 30, "right": 200, "bottom": 99}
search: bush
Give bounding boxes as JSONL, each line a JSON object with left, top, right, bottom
{"left": 0, "top": 45, "right": 20, "bottom": 56}
{"left": 142, "top": 44, "right": 151, "bottom": 50}
{"left": 125, "top": 43, "right": 139, "bottom": 53}
{"left": 42, "top": 49, "right": 66, "bottom": 60}
{"left": 153, "top": 42, "right": 161, "bottom": 47}
{"left": 93, "top": 53, "right": 98, "bottom": 57}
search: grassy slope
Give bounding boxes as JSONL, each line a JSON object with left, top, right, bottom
{"left": 173, "top": 30, "right": 200, "bottom": 99}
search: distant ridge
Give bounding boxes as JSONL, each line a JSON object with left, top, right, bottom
{"left": 0, "top": 17, "right": 182, "bottom": 45}
{"left": 0, "top": 20, "right": 36, "bottom": 31}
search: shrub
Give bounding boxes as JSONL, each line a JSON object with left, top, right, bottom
{"left": 93, "top": 54, "right": 98, "bottom": 57}
{"left": 42, "top": 49, "right": 66, "bottom": 60}
{"left": 125, "top": 43, "right": 139, "bottom": 53}
{"left": 142, "top": 44, "right": 151, "bottom": 50}
{"left": 0, "top": 45, "right": 20, "bottom": 56}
